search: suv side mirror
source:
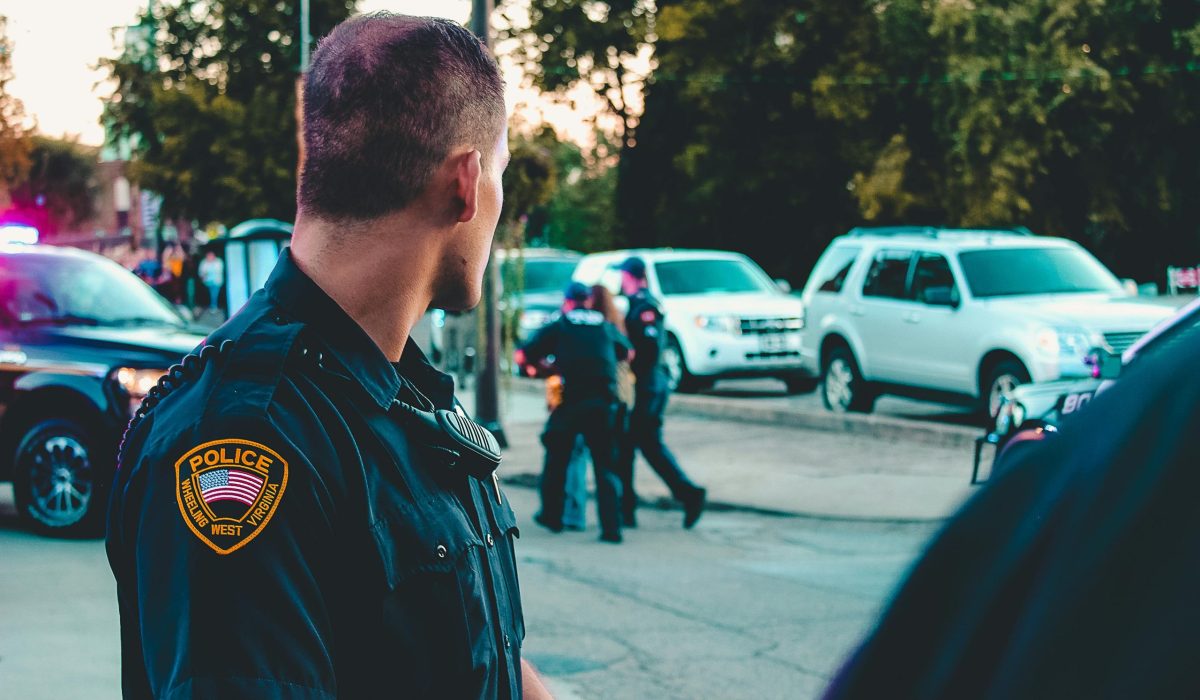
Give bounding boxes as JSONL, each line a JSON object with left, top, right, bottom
{"left": 922, "top": 286, "right": 959, "bottom": 308}
{"left": 775, "top": 278, "right": 792, "bottom": 294}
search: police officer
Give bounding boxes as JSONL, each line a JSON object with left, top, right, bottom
{"left": 106, "top": 15, "right": 553, "bottom": 700}
{"left": 617, "top": 257, "right": 707, "bottom": 528}
{"left": 519, "top": 282, "right": 632, "bottom": 543}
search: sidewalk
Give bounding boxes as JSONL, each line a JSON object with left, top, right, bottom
{"left": 463, "top": 380, "right": 978, "bottom": 523}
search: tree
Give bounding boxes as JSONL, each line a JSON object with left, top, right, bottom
{"left": 102, "top": 0, "right": 355, "bottom": 226}
{"left": 7, "top": 137, "right": 98, "bottom": 238}
{"left": 0, "top": 15, "right": 31, "bottom": 200}
{"left": 522, "top": 125, "right": 619, "bottom": 252}
{"left": 501, "top": 0, "right": 656, "bottom": 151}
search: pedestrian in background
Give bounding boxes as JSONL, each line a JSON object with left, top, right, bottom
{"left": 198, "top": 249, "right": 224, "bottom": 311}
{"left": 521, "top": 281, "right": 633, "bottom": 543}
{"left": 618, "top": 257, "right": 707, "bottom": 528}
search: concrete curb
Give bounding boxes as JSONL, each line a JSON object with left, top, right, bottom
{"left": 506, "top": 377, "right": 979, "bottom": 452}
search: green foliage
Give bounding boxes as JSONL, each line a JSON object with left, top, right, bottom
{"left": 616, "top": 0, "right": 1200, "bottom": 285}
{"left": 101, "top": 0, "right": 355, "bottom": 225}
{"left": 523, "top": 126, "right": 619, "bottom": 252}
{"left": 501, "top": 0, "right": 656, "bottom": 149}
{"left": 0, "top": 15, "right": 31, "bottom": 193}
{"left": 7, "top": 137, "right": 98, "bottom": 236}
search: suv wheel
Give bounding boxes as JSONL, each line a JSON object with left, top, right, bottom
{"left": 822, "top": 347, "right": 875, "bottom": 413}
{"left": 13, "top": 418, "right": 106, "bottom": 537}
{"left": 983, "top": 359, "right": 1031, "bottom": 418}
{"left": 663, "top": 335, "right": 710, "bottom": 393}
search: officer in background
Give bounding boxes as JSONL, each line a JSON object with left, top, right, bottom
{"left": 519, "top": 282, "right": 632, "bottom": 543}
{"left": 106, "top": 15, "right": 552, "bottom": 699}
{"left": 617, "top": 257, "right": 707, "bottom": 529}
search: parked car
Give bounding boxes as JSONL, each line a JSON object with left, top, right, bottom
{"left": 0, "top": 244, "right": 205, "bottom": 535}
{"left": 572, "top": 248, "right": 808, "bottom": 393}
{"left": 499, "top": 247, "right": 583, "bottom": 344}
{"left": 799, "top": 227, "right": 1173, "bottom": 416}
{"left": 973, "top": 296, "right": 1200, "bottom": 483}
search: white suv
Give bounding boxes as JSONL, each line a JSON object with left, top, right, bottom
{"left": 799, "top": 227, "right": 1173, "bottom": 415}
{"left": 573, "top": 249, "right": 809, "bottom": 392}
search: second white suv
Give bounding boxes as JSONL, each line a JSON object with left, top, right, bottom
{"left": 573, "top": 249, "right": 809, "bottom": 392}
{"left": 799, "top": 227, "right": 1173, "bottom": 415}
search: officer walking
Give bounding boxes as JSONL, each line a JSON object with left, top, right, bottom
{"left": 519, "top": 282, "right": 632, "bottom": 543}
{"left": 617, "top": 257, "right": 707, "bottom": 528}
{"left": 106, "top": 15, "right": 552, "bottom": 699}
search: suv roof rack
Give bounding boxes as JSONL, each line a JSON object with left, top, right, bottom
{"left": 846, "top": 226, "right": 1033, "bottom": 238}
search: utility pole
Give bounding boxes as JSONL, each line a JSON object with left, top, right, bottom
{"left": 470, "top": 0, "right": 506, "bottom": 447}
{"left": 300, "top": 0, "right": 311, "bottom": 72}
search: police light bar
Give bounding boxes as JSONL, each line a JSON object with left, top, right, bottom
{"left": 0, "top": 224, "right": 39, "bottom": 245}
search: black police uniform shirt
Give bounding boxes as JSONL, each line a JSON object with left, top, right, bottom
{"left": 624, "top": 289, "right": 667, "bottom": 391}
{"left": 106, "top": 250, "right": 525, "bottom": 700}
{"left": 823, "top": 324, "right": 1200, "bottom": 699}
{"left": 520, "top": 308, "right": 631, "bottom": 404}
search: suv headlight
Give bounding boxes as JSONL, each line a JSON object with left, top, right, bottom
{"left": 695, "top": 315, "right": 740, "bottom": 334}
{"left": 1036, "top": 327, "right": 1099, "bottom": 360}
{"left": 115, "top": 367, "right": 167, "bottom": 402}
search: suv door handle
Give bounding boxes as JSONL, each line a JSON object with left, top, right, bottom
{"left": 903, "top": 311, "right": 921, "bottom": 323}
{"left": 849, "top": 305, "right": 866, "bottom": 317}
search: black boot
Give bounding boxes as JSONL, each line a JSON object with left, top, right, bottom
{"left": 682, "top": 487, "right": 706, "bottom": 529}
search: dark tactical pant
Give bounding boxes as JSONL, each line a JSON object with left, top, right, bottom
{"left": 540, "top": 399, "right": 623, "bottom": 538}
{"left": 619, "top": 387, "right": 700, "bottom": 516}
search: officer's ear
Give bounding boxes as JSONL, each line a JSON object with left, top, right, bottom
{"left": 451, "top": 149, "right": 483, "bottom": 224}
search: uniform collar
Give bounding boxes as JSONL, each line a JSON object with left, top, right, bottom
{"left": 263, "top": 249, "right": 404, "bottom": 410}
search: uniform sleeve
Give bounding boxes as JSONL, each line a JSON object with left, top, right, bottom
{"left": 108, "top": 412, "right": 338, "bottom": 700}
{"left": 519, "top": 322, "right": 557, "bottom": 365}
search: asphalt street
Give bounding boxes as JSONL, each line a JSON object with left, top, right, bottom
{"left": 0, "top": 484, "right": 938, "bottom": 700}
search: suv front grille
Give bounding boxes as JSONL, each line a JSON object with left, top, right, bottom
{"left": 1104, "top": 331, "right": 1145, "bottom": 354}
{"left": 740, "top": 317, "right": 803, "bottom": 335}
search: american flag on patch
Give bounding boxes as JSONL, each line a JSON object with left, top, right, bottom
{"left": 197, "top": 469, "right": 264, "bottom": 506}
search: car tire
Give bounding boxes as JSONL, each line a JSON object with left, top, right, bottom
{"left": 663, "top": 335, "right": 709, "bottom": 393}
{"left": 783, "top": 375, "right": 817, "bottom": 395}
{"left": 12, "top": 417, "right": 107, "bottom": 538}
{"left": 982, "top": 359, "right": 1031, "bottom": 418}
{"left": 821, "top": 346, "right": 875, "bottom": 413}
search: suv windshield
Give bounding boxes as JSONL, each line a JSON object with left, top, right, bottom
{"left": 958, "top": 247, "right": 1122, "bottom": 298}
{"left": 0, "top": 253, "right": 185, "bottom": 328}
{"left": 656, "top": 258, "right": 776, "bottom": 296}
{"left": 502, "top": 258, "right": 579, "bottom": 294}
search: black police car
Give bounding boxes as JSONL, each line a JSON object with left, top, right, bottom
{"left": 974, "top": 296, "right": 1200, "bottom": 483}
{"left": 0, "top": 244, "right": 205, "bottom": 535}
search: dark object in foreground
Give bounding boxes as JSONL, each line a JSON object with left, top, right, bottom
{"left": 825, "top": 321, "right": 1200, "bottom": 698}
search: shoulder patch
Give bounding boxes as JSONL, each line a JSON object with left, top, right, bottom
{"left": 640, "top": 309, "right": 658, "bottom": 323}
{"left": 175, "top": 438, "right": 289, "bottom": 555}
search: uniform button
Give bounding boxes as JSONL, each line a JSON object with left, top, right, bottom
{"left": 436, "top": 544, "right": 447, "bottom": 558}
{"left": 504, "top": 634, "right": 511, "bottom": 649}
{"left": 486, "top": 533, "right": 495, "bottom": 547}
{"left": 272, "top": 312, "right": 289, "bottom": 325}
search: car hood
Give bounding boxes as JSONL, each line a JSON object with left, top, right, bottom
{"left": 980, "top": 294, "right": 1173, "bottom": 332}
{"left": 515, "top": 290, "right": 566, "bottom": 312}
{"left": 43, "top": 325, "right": 206, "bottom": 360}
{"left": 662, "top": 292, "right": 804, "bottom": 320}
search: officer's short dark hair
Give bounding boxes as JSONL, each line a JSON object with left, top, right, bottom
{"left": 298, "top": 13, "right": 506, "bottom": 221}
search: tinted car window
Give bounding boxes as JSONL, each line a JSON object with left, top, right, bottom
{"left": 656, "top": 259, "right": 775, "bottom": 296}
{"left": 862, "top": 250, "right": 913, "bottom": 299}
{"left": 958, "top": 247, "right": 1122, "bottom": 298}
{"left": 811, "top": 246, "right": 860, "bottom": 294}
{"left": 0, "top": 253, "right": 184, "bottom": 327}
{"left": 911, "top": 253, "right": 959, "bottom": 304}
{"left": 502, "top": 258, "right": 579, "bottom": 294}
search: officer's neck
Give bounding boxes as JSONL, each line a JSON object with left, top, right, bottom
{"left": 291, "top": 212, "right": 437, "bottom": 362}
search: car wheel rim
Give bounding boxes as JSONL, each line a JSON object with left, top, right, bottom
{"left": 989, "top": 374, "right": 1022, "bottom": 418}
{"left": 825, "top": 358, "right": 855, "bottom": 411}
{"left": 24, "top": 434, "right": 92, "bottom": 528}
{"left": 662, "top": 344, "right": 683, "bottom": 390}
